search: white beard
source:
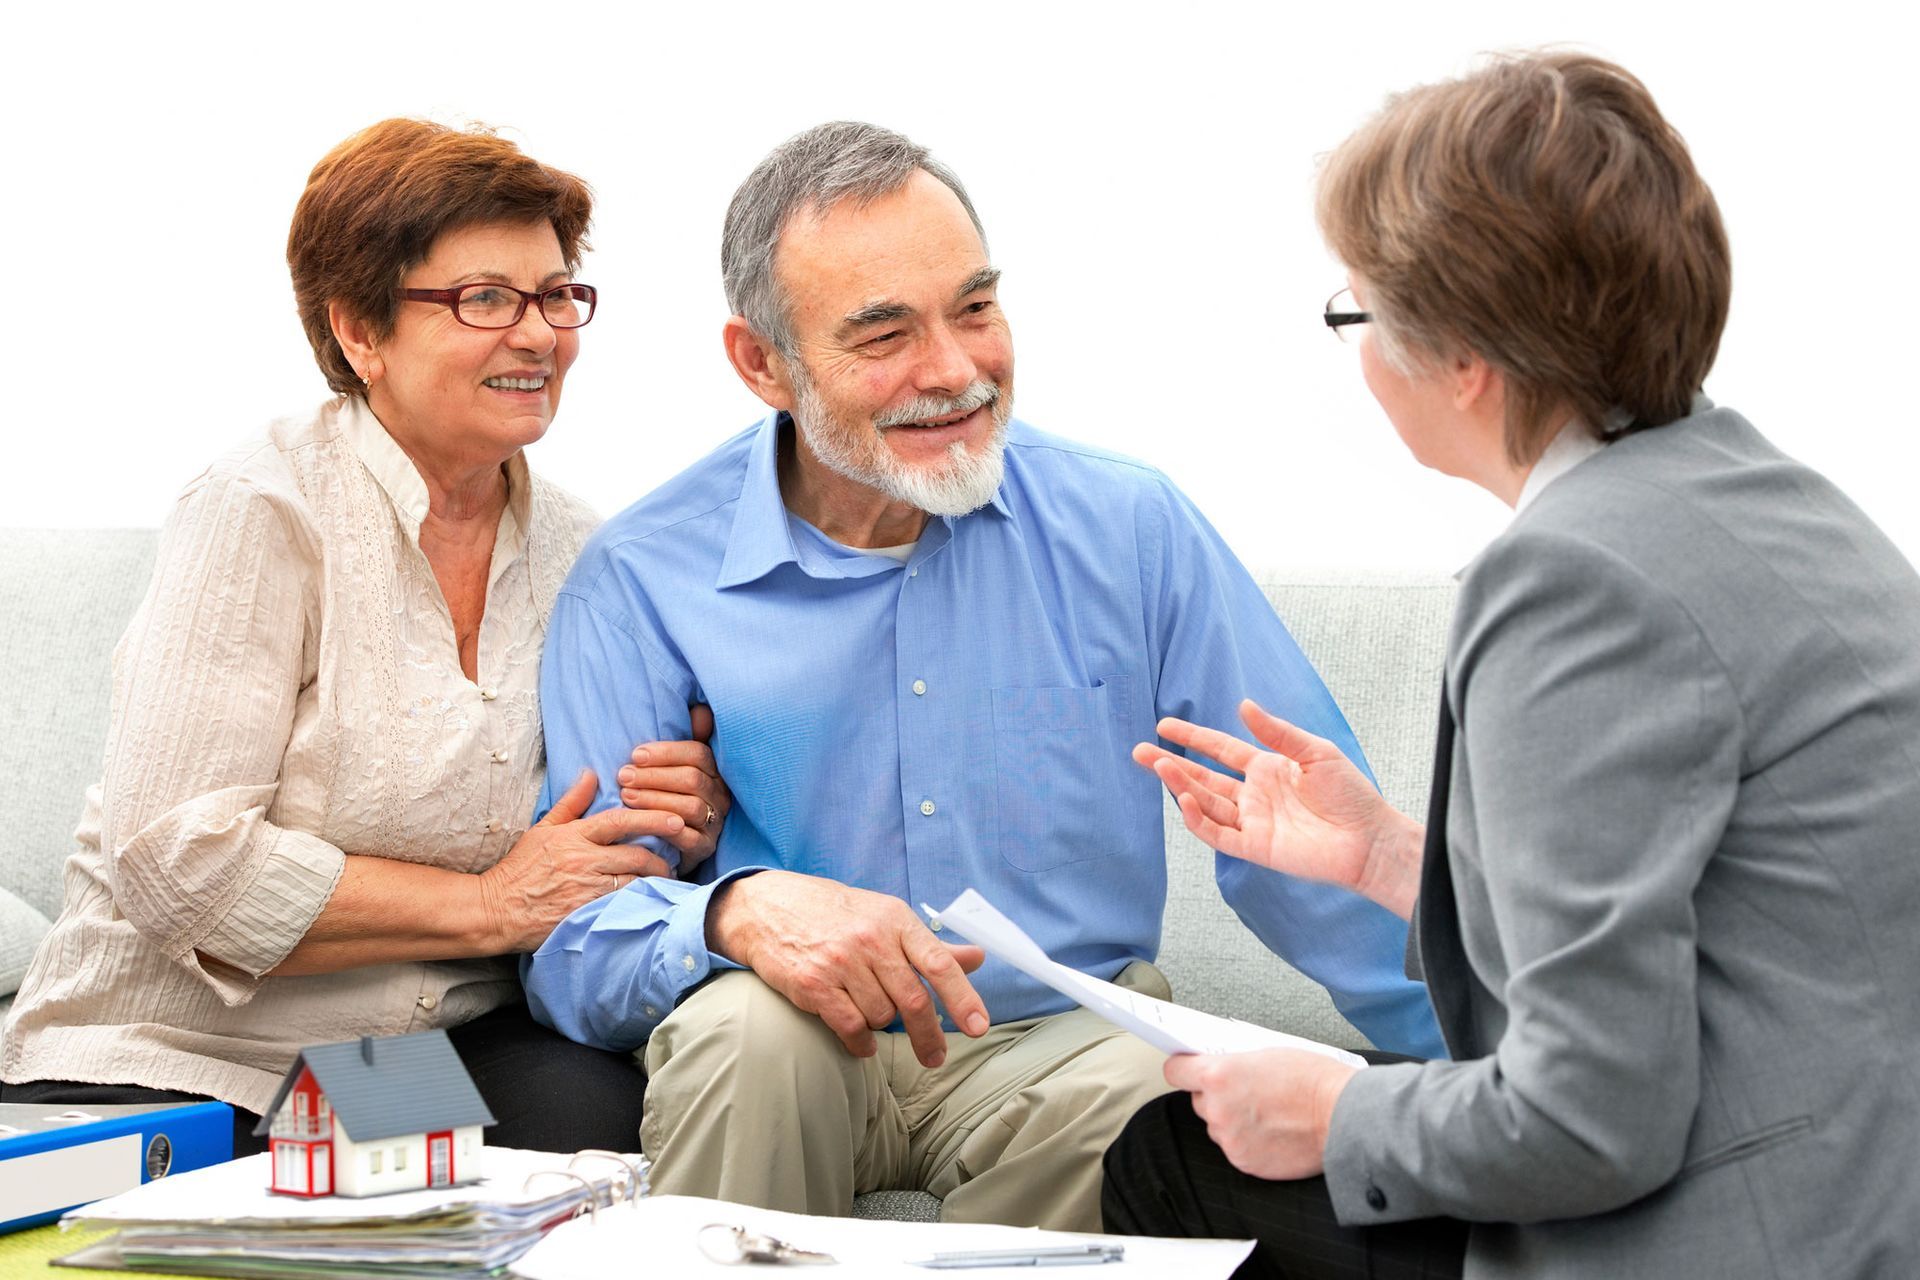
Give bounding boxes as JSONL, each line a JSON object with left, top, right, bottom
{"left": 791, "top": 371, "right": 1010, "bottom": 518}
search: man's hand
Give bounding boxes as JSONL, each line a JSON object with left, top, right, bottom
{"left": 1134, "top": 698, "right": 1424, "bottom": 919}
{"left": 1164, "top": 1048, "right": 1358, "bottom": 1180}
{"left": 706, "top": 870, "right": 989, "bottom": 1067}
{"left": 618, "top": 704, "right": 732, "bottom": 874}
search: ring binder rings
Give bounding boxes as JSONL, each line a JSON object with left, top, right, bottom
{"left": 51, "top": 1145, "right": 648, "bottom": 1278}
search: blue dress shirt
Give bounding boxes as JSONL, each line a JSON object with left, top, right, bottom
{"left": 523, "top": 414, "right": 1444, "bottom": 1059}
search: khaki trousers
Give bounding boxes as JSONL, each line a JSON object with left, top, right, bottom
{"left": 640, "top": 962, "right": 1174, "bottom": 1232}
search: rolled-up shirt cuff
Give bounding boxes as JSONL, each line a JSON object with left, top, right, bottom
{"left": 191, "top": 825, "right": 346, "bottom": 994}
{"left": 654, "top": 866, "right": 762, "bottom": 1007}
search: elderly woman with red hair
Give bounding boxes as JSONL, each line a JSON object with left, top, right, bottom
{"left": 1, "top": 120, "right": 726, "bottom": 1154}
{"left": 1104, "top": 53, "right": 1920, "bottom": 1278}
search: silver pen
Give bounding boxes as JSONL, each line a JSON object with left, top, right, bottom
{"left": 912, "top": 1243, "right": 1125, "bottom": 1268}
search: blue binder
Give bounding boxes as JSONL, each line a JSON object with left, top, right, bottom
{"left": 0, "top": 1100, "right": 232, "bottom": 1233}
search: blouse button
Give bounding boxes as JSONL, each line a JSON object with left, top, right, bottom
{"left": 417, "top": 994, "right": 439, "bottom": 1011}
{"left": 484, "top": 818, "right": 501, "bottom": 833}
{"left": 480, "top": 687, "right": 499, "bottom": 701}
{"left": 490, "top": 749, "right": 509, "bottom": 764}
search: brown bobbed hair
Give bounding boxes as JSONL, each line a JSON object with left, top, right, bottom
{"left": 287, "top": 119, "right": 593, "bottom": 395}
{"left": 1316, "top": 52, "right": 1731, "bottom": 464}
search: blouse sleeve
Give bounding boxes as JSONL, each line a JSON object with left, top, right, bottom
{"left": 97, "top": 464, "right": 345, "bottom": 1006}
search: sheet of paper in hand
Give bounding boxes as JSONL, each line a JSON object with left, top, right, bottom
{"left": 925, "top": 889, "right": 1368, "bottom": 1068}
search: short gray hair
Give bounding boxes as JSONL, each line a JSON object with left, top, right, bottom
{"left": 721, "top": 121, "right": 988, "bottom": 355}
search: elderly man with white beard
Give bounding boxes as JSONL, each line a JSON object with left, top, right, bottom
{"left": 522, "top": 121, "right": 1442, "bottom": 1231}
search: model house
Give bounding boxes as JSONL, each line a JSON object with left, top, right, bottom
{"left": 254, "top": 1030, "right": 495, "bottom": 1198}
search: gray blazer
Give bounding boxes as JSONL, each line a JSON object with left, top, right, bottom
{"left": 1323, "top": 403, "right": 1920, "bottom": 1277}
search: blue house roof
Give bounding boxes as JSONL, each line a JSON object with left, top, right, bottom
{"left": 251, "top": 1030, "right": 496, "bottom": 1142}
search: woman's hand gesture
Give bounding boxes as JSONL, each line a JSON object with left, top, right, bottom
{"left": 1133, "top": 698, "right": 1423, "bottom": 917}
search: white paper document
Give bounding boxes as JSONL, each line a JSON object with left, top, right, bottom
{"left": 68, "top": 1146, "right": 618, "bottom": 1227}
{"left": 513, "top": 1193, "right": 1254, "bottom": 1279}
{"left": 927, "top": 889, "right": 1368, "bottom": 1068}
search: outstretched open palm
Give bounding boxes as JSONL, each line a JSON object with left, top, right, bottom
{"left": 1133, "top": 698, "right": 1394, "bottom": 892}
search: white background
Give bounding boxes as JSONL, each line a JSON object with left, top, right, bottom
{"left": 6, "top": 1, "right": 1913, "bottom": 573}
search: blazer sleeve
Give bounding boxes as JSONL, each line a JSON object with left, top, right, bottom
{"left": 1323, "top": 527, "right": 1743, "bottom": 1224}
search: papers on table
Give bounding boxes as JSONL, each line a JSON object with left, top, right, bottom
{"left": 514, "top": 1193, "right": 1255, "bottom": 1279}
{"left": 62, "top": 1152, "right": 1255, "bottom": 1278}
{"left": 926, "top": 889, "right": 1368, "bottom": 1068}
{"left": 57, "top": 1147, "right": 642, "bottom": 1278}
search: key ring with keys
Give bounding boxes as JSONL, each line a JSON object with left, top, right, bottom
{"left": 695, "top": 1222, "right": 838, "bottom": 1266}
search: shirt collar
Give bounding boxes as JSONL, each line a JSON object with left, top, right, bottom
{"left": 336, "top": 394, "right": 531, "bottom": 568}
{"left": 715, "top": 411, "right": 1012, "bottom": 589}
{"left": 1514, "top": 417, "right": 1609, "bottom": 515}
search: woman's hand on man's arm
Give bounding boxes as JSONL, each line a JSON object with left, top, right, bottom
{"left": 268, "top": 769, "right": 682, "bottom": 974}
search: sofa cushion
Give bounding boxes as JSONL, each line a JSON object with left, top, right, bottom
{"left": 0, "top": 530, "right": 158, "bottom": 922}
{"left": 1154, "top": 570, "right": 1455, "bottom": 1048}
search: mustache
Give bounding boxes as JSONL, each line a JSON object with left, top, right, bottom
{"left": 873, "top": 381, "right": 999, "bottom": 429}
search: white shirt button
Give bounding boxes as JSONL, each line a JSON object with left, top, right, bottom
{"left": 909, "top": 568, "right": 918, "bottom": 578}
{"left": 928, "top": 918, "right": 943, "bottom": 933}
{"left": 911, "top": 679, "right": 927, "bottom": 696}
{"left": 644, "top": 1005, "right": 660, "bottom": 1019}
{"left": 920, "top": 799, "right": 937, "bottom": 817}
{"left": 484, "top": 818, "right": 501, "bottom": 833}
{"left": 682, "top": 953, "right": 697, "bottom": 973}
{"left": 490, "top": 748, "right": 509, "bottom": 764}
{"left": 416, "top": 994, "right": 438, "bottom": 1011}
{"left": 480, "top": 687, "right": 499, "bottom": 701}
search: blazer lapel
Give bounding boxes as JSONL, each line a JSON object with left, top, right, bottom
{"left": 1416, "top": 687, "right": 1477, "bottom": 1058}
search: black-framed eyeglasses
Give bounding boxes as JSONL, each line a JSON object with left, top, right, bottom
{"left": 401, "top": 282, "right": 598, "bottom": 330}
{"left": 1324, "top": 287, "right": 1371, "bottom": 342}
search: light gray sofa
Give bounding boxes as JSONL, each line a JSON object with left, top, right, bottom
{"left": 0, "top": 527, "right": 1455, "bottom": 1219}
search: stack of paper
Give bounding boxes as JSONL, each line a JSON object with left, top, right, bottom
{"left": 55, "top": 1147, "right": 644, "bottom": 1279}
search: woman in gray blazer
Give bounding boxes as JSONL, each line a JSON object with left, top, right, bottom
{"left": 1104, "top": 52, "right": 1920, "bottom": 1278}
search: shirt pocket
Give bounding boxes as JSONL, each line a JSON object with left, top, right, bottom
{"left": 992, "top": 677, "right": 1131, "bottom": 873}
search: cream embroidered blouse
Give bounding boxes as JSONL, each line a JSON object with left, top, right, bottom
{"left": 2, "top": 397, "right": 600, "bottom": 1114}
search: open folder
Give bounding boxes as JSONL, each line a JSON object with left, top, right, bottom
{"left": 925, "top": 888, "right": 1368, "bottom": 1068}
